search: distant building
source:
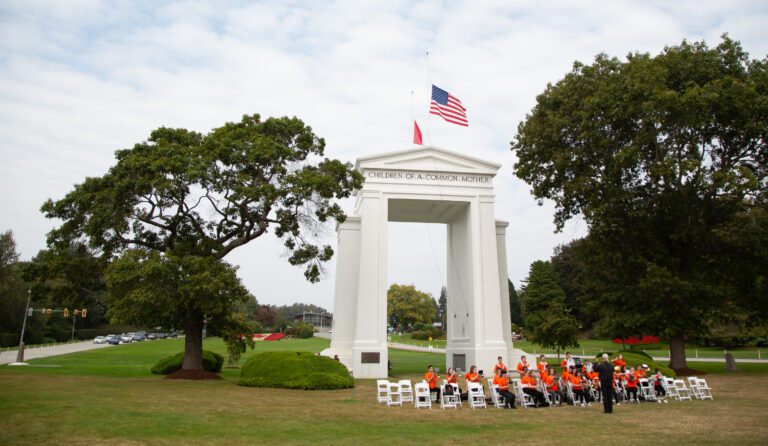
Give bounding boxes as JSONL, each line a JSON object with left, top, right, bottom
{"left": 293, "top": 312, "right": 333, "bottom": 331}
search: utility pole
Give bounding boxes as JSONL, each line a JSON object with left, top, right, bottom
{"left": 15, "top": 288, "right": 32, "bottom": 363}
{"left": 71, "top": 312, "right": 77, "bottom": 341}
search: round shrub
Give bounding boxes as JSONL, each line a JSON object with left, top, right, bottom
{"left": 151, "top": 350, "right": 224, "bottom": 375}
{"left": 238, "top": 351, "right": 354, "bottom": 390}
{"left": 298, "top": 326, "right": 314, "bottom": 338}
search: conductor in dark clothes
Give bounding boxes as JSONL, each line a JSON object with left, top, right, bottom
{"left": 596, "top": 353, "right": 615, "bottom": 413}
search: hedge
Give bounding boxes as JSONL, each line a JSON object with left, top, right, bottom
{"left": 239, "top": 351, "right": 354, "bottom": 390}
{"left": 613, "top": 351, "right": 675, "bottom": 377}
{"left": 151, "top": 350, "right": 224, "bottom": 375}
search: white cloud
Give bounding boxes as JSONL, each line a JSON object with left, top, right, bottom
{"left": 1, "top": 0, "right": 766, "bottom": 310}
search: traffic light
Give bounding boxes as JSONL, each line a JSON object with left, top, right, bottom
{"left": 81, "top": 308, "right": 87, "bottom": 318}
{"left": 63, "top": 308, "right": 69, "bottom": 317}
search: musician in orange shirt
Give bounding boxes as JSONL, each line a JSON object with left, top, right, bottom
{"left": 493, "top": 356, "right": 508, "bottom": 375}
{"left": 521, "top": 370, "right": 548, "bottom": 407}
{"left": 537, "top": 355, "right": 548, "bottom": 373}
{"left": 493, "top": 369, "right": 516, "bottom": 409}
{"left": 612, "top": 354, "right": 626, "bottom": 370}
{"left": 624, "top": 367, "right": 639, "bottom": 402}
{"left": 516, "top": 356, "right": 530, "bottom": 374}
{"left": 569, "top": 369, "right": 590, "bottom": 406}
{"left": 446, "top": 367, "right": 459, "bottom": 384}
{"left": 465, "top": 365, "right": 482, "bottom": 384}
{"left": 425, "top": 365, "right": 440, "bottom": 401}
{"left": 544, "top": 367, "right": 564, "bottom": 404}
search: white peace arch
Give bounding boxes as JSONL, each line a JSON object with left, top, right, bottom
{"left": 322, "top": 146, "right": 526, "bottom": 378}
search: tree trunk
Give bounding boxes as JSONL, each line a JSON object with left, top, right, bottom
{"left": 182, "top": 311, "right": 204, "bottom": 371}
{"left": 668, "top": 335, "right": 688, "bottom": 371}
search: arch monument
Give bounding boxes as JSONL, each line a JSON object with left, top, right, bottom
{"left": 322, "top": 146, "right": 526, "bottom": 378}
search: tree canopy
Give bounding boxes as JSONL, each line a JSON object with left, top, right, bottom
{"left": 387, "top": 284, "right": 437, "bottom": 330}
{"left": 512, "top": 36, "right": 767, "bottom": 369}
{"left": 42, "top": 114, "right": 363, "bottom": 371}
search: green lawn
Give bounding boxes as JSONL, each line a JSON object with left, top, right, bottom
{"left": 388, "top": 334, "right": 767, "bottom": 360}
{"left": 2, "top": 337, "right": 768, "bottom": 445}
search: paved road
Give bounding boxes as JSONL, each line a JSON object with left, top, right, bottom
{"left": 0, "top": 341, "right": 113, "bottom": 365}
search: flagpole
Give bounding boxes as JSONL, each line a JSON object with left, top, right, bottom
{"left": 425, "top": 50, "right": 432, "bottom": 146}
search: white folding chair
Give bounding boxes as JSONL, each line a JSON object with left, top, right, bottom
{"left": 512, "top": 378, "right": 536, "bottom": 408}
{"left": 414, "top": 382, "right": 432, "bottom": 409}
{"left": 440, "top": 381, "right": 459, "bottom": 409}
{"left": 399, "top": 380, "right": 413, "bottom": 404}
{"left": 663, "top": 377, "right": 678, "bottom": 400}
{"left": 673, "top": 379, "right": 692, "bottom": 401}
{"left": 468, "top": 382, "right": 486, "bottom": 409}
{"left": 387, "top": 382, "right": 402, "bottom": 406}
{"left": 450, "top": 383, "right": 462, "bottom": 407}
{"left": 487, "top": 382, "right": 505, "bottom": 408}
{"left": 639, "top": 378, "right": 657, "bottom": 402}
{"left": 376, "top": 379, "right": 389, "bottom": 404}
{"left": 695, "top": 378, "right": 713, "bottom": 400}
{"left": 421, "top": 380, "right": 438, "bottom": 403}
{"left": 687, "top": 377, "right": 702, "bottom": 399}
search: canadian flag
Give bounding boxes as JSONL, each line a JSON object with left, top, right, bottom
{"left": 413, "top": 120, "right": 423, "bottom": 145}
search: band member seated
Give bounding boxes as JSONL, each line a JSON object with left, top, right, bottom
{"left": 612, "top": 354, "right": 626, "bottom": 369}
{"left": 521, "top": 370, "right": 548, "bottom": 407}
{"left": 537, "top": 355, "right": 548, "bottom": 373}
{"left": 544, "top": 367, "right": 564, "bottom": 404}
{"left": 652, "top": 368, "right": 668, "bottom": 402}
{"left": 625, "top": 367, "right": 639, "bottom": 402}
{"left": 570, "top": 369, "right": 590, "bottom": 406}
{"left": 425, "top": 365, "right": 441, "bottom": 401}
{"left": 516, "top": 356, "right": 530, "bottom": 374}
{"left": 446, "top": 367, "right": 459, "bottom": 385}
{"left": 493, "top": 369, "right": 516, "bottom": 409}
{"left": 493, "top": 356, "right": 508, "bottom": 375}
{"left": 463, "top": 365, "right": 482, "bottom": 400}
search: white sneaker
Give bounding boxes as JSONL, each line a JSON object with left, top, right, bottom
{"left": 581, "top": 403, "right": 586, "bottom": 407}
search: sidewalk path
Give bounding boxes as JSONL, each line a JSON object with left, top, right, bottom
{"left": 0, "top": 341, "right": 113, "bottom": 365}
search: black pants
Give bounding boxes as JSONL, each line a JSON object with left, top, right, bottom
{"left": 572, "top": 388, "right": 587, "bottom": 404}
{"left": 523, "top": 388, "right": 547, "bottom": 406}
{"left": 626, "top": 387, "right": 638, "bottom": 401}
{"left": 429, "top": 387, "right": 441, "bottom": 402}
{"left": 600, "top": 380, "right": 614, "bottom": 413}
{"left": 497, "top": 389, "right": 516, "bottom": 408}
{"left": 655, "top": 384, "right": 666, "bottom": 397}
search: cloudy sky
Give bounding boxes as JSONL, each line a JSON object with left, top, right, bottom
{"left": 1, "top": 0, "right": 766, "bottom": 311}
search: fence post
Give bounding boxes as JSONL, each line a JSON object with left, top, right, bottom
{"left": 759, "top": 349, "right": 761, "bottom": 360}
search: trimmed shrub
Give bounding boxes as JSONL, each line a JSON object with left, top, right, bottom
{"left": 298, "top": 325, "right": 314, "bottom": 339}
{"left": 151, "top": 350, "right": 224, "bottom": 375}
{"left": 617, "top": 349, "right": 653, "bottom": 360}
{"left": 239, "top": 351, "right": 354, "bottom": 390}
{"left": 410, "top": 328, "right": 445, "bottom": 340}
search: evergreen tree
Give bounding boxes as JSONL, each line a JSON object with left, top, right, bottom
{"left": 438, "top": 286, "right": 447, "bottom": 328}
{"left": 520, "top": 261, "right": 579, "bottom": 354}
{"left": 508, "top": 279, "right": 523, "bottom": 327}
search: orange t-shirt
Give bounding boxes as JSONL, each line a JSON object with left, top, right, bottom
{"left": 569, "top": 375, "right": 583, "bottom": 390}
{"left": 625, "top": 374, "right": 638, "bottom": 388}
{"left": 517, "top": 362, "right": 529, "bottom": 373}
{"left": 521, "top": 375, "right": 537, "bottom": 388}
{"left": 636, "top": 369, "right": 646, "bottom": 379}
{"left": 493, "top": 375, "right": 509, "bottom": 391}
{"left": 425, "top": 372, "right": 438, "bottom": 389}
{"left": 612, "top": 358, "right": 626, "bottom": 368}
{"left": 494, "top": 363, "right": 508, "bottom": 374}
{"left": 544, "top": 375, "right": 558, "bottom": 391}
{"left": 537, "top": 361, "right": 547, "bottom": 372}
{"left": 540, "top": 370, "right": 550, "bottom": 382}
{"left": 465, "top": 372, "right": 481, "bottom": 383}
{"left": 446, "top": 374, "right": 458, "bottom": 384}
{"left": 561, "top": 359, "right": 567, "bottom": 368}
{"left": 562, "top": 370, "right": 571, "bottom": 382}
{"left": 588, "top": 371, "right": 598, "bottom": 381}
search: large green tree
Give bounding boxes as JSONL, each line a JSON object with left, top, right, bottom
{"left": 387, "top": 284, "right": 437, "bottom": 330}
{"left": 508, "top": 279, "right": 523, "bottom": 327}
{"left": 512, "top": 36, "right": 767, "bottom": 369}
{"left": 0, "top": 231, "right": 28, "bottom": 342}
{"left": 520, "top": 261, "right": 579, "bottom": 354}
{"left": 43, "top": 114, "right": 363, "bottom": 371}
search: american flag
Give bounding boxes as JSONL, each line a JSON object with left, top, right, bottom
{"left": 430, "top": 84, "right": 468, "bottom": 127}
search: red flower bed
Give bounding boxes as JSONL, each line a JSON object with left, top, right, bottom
{"left": 251, "top": 333, "right": 285, "bottom": 341}
{"left": 613, "top": 335, "right": 659, "bottom": 345}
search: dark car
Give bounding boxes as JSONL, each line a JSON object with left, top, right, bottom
{"left": 169, "top": 332, "right": 178, "bottom": 338}
{"left": 105, "top": 335, "right": 120, "bottom": 345}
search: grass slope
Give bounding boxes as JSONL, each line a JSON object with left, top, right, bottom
{"left": 1, "top": 337, "right": 768, "bottom": 445}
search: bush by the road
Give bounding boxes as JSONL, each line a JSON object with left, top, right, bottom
{"left": 151, "top": 350, "right": 224, "bottom": 375}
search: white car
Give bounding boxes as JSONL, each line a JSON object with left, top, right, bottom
{"left": 120, "top": 334, "right": 133, "bottom": 343}
{"left": 93, "top": 336, "right": 106, "bottom": 344}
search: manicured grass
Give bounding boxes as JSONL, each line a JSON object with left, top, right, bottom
{"left": 2, "top": 337, "right": 768, "bottom": 445}
{"left": 389, "top": 334, "right": 767, "bottom": 360}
